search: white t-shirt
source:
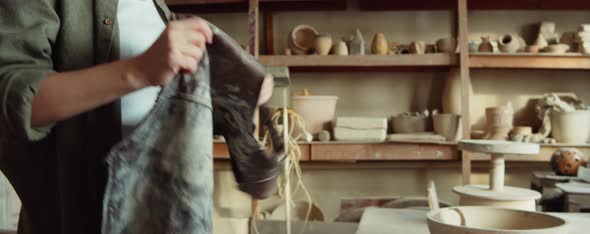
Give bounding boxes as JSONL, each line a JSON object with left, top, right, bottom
{"left": 117, "top": 0, "right": 166, "bottom": 136}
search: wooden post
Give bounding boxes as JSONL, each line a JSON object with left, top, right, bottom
{"left": 248, "top": 0, "right": 262, "bottom": 224}
{"left": 457, "top": 0, "right": 472, "bottom": 185}
{"left": 264, "top": 12, "right": 275, "bottom": 55}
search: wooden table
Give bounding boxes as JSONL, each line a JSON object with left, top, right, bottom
{"left": 355, "top": 208, "right": 589, "bottom": 234}
{"left": 556, "top": 181, "right": 590, "bottom": 212}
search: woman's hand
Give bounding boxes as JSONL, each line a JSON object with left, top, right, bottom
{"left": 130, "top": 17, "right": 213, "bottom": 88}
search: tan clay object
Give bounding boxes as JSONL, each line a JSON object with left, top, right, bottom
{"left": 410, "top": 40, "right": 426, "bottom": 54}
{"left": 333, "top": 40, "right": 349, "bottom": 56}
{"left": 485, "top": 104, "right": 514, "bottom": 140}
{"left": 371, "top": 33, "right": 389, "bottom": 55}
{"left": 427, "top": 206, "right": 568, "bottom": 234}
{"left": 314, "top": 34, "right": 332, "bottom": 55}
{"left": 283, "top": 48, "right": 292, "bottom": 55}
{"left": 546, "top": 44, "right": 570, "bottom": 54}
{"left": 526, "top": 45, "right": 540, "bottom": 53}
{"left": 288, "top": 25, "right": 319, "bottom": 55}
{"left": 478, "top": 37, "right": 493, "bottom": 52}
{"left": 550, "top": 148, "right": 587, "bottom": 176}
{"left": 392, "top": 116, "right": 430, "bottom": 133}
{"left": 498, "top": 34, "right": 521, "bottom": 53}
{"left": 292, "top": 95, "right": 338, "bottom": 135}
{"left": 436, "top": 38, "right": 457, "bottom": 53}
{"left": 433, "top": 114, "right": 462, "bottom": 141}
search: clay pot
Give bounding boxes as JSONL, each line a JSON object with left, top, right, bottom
{"left": 371, "top": 33, "right": 389, "bottom": 55}
{"left": 526, "top": 45, "right": 540, "bottom": 53}
{"left": 288, "top": 25, "right": 318, "bottom": 55}
{"left": 392, "top": 116, "right": 430, "bottom": 133}
{"left": 436, "top": 38, "right": 457, "bottom": 53}
{"left": 333, "top": 40, "right": 348, "bottom": 56}
{"left": 546, "top": 44, "right": 569, "bottom": 54}
{"left": 478, "top": 37, "right": 494, "bottom": 52}
{"left": 442, "top": 68, "right": 474, "bottom": 117}
{"left": 579, "top": 24, "right": 590, "bottom": 32}
{"left": 550, "top": 148, "right": 587, "bottom": 176}
{"left": 292, "top": 96, "right": 338, "bottom": 135}
{"left": 433, "top": 114, "right": 462, "bottom": 141}
{"left": 410, "top": 40, "right": 426, "bottom": 54}
{"left": 551, "top": 110, "right": 590, "bottom": 144}
{"left": 314, "top": 34, "right": 332, "bottom": 55}
{"left": 535, "top": 34, "right": 548, "bottom": 50}
{"left": 498, "top": 34, "right": 520, "bottom": 53}
{"left": 427, "top": 206, "right": 568, "bottom": 234}
{"left": 283, "top": 48, "right": 292, "bottom": 55}
{"left": 349, "top": 29, "right": 366, "bottom": 55}
{"left": 485, "top": 105, "right": 514, "bottom": 140}
{"left": 468, "top": 41, "right": 480, "bottom": 53}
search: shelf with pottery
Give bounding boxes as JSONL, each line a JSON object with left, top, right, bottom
{"left": 469, "top": 53, "right": 590, "bottom": 70}
{"left": 212, "top": 141, "right": 312, "bottom": 160}
{"left": 308, "top": 141, "right": 459, "bottom": 161}
{"left": 258, "top": 54, "right": 458, "bottom": 68}
{"left": 467, "top": 144, "right": 590, "bottom": 162}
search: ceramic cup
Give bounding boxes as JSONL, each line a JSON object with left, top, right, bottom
{"left": 433, "top": 114, "right": 462, "bottom": 141}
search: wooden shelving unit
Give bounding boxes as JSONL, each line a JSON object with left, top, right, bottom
{"left": 470, "top": 53, "right": 590, "bottom": 70}
{"left": 258, "top": 54, "right": 458, "bottom": 68}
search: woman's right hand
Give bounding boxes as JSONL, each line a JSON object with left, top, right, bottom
{"left": 129, "top": 17, "right": 213, "bottom": 88}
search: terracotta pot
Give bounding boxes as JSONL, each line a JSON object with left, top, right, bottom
{"left": 442, "top": 68, "right": 474, "bottom": 116}
{"left": 526, "top": 45, "right": 540, "bottom": 53}
{"left": 433, "top": 114, "right": 462, "bottom": 141}
{"left": 392, "top": 116, "right": 430, "bottom": 133}
{"left": 550, "top": 148, "right": 587, "bottom": 176}
{"left": 498, "top": 34, "right": 520, "bottom": 53}
{"left": 427, "top": 206, "right": 568, "bottom": 234}
{"left": 485, "top": 105, "right": 514, "bottom": 140}
{"left": 478, "top": 37, "right": 494, "bottom": 52}
{"left": 371, "top": 33, "right": 389, "bottom": 55}
{"left": 436, "top": 38, "right": 457, "bottom": 53}
{"left": 314, "top": 34, "right": 332, "bottom": 55}
{"left": 288, "top": 25, "right": 318, "bottom": 55}
{"left": 333, "top": 40, "right": 348, "bottom": 55}
{"left": 546, "top": 44, "right": 570, "bottom": 54}
{"left": 551, "top": 110, "right": 590, "bottom": 144}
{"left": 292, "top": 96, "right": 338, "bottom": 135}
{"left": 410, "top": 40, "right": 426, "bottom": 54}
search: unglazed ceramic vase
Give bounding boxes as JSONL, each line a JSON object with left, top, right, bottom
{"left": 442, "top": 68, "right": 474, "bottom": 117}
{"left": 349, "top": 29, "right": 365, "bottom": 55}
{"left": 333, "top": 40, "right": 349, "bottom": 56}
{"left": 478, "top": 37, "right": 493, "bottom": 52}
{"left": 314, "top": 34, "right": 332, "bottom": 55}
{"left": 551, "top": 110, "right": 590, "bottom": 144}
{"left": 410, "top": 40, "right": 426, "bottom": 54}
{"left": 485, "top": 105, "right": 514, "bottom": 140}
{"left": 498, "top": 34, "right": 520, "bottom": 53}
{"left": 371, "top": 33, "right": 389, "bottom": 55}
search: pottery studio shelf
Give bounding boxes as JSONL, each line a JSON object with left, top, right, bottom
{"left": 469, "top": 53, "right": 590, "bottom": 70}
{"left": 258, "top": 54, "right": 458, "bottom": 71}
{"left": 214, "top": 141, "right": 459, "bottom": 161}
{"left": 467, "top": 144, "right": 590, "bottom": 162}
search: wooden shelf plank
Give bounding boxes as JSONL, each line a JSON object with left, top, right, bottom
{"left": 359, "top": 0, "right": 456, "bottom": 10}
{"left": 468, "top": 144, "right": 590, "bottom": 162}
{"left": 258, "top": 54, "right": 458, "bottom": 68}
{"left": 469, "top": 54, "right": 590, "bottom": 70}
{"left": 213, "top": 142, "right": 311, "bottom": 161}
{"left": 310, "top": 142, "right": 459, "bottom": 161}
{"left": 166, "top": 0, "right": 345, "bottom": 12}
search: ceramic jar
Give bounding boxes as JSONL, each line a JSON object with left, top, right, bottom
{"left": 498, "top": 34, "right": 520, "bottom": 53}
{"left": 314, "top": 34, "right": 332, "bottom": 55}
{"left": 333, "top": 40, "right": 349, "bottom": 56}
{"left": 485, "top": 105, "right": 514, "bottom": 140}
{"left": 436, "top": 38, "right": 457, "bottom": 53}
{"left": 410, "top": 40, "right": 426, "bottom": 54}
{"left": 478, "top": 37, "right": 494, "bottom": 52}
{"left": 433, "top": 114, "right": 462, "bottom": 141}
{"left": 371, "top": 33, "right": 389, "bottom": 55}
{"left": 550, "top": 148, "right": 587, "bottom": 176}
{"left": 551, "top": 110, "right": 590, "bottom": 144}
{"left": 349, "top": 29, "right": 365, "bottom": 55}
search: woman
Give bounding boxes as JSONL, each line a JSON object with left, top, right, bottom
{"left": 0, "top": 0, "right": 273, "bottom": 233}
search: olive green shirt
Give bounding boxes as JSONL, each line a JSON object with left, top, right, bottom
{"left": 0, "top": 1, "right": 172, "bottom": 233}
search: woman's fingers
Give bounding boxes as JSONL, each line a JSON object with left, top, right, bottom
{"left": 181, "top": 17, "right": 213, "bottom": 44}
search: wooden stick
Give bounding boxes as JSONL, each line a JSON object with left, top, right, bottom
{"left": 282, "top": 88, "right": 291, "bottom": 234}
{"left": 457, "top": 0, "right": 472, "bottom": 185}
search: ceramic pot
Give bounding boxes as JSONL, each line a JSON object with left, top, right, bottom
{"left": 392, "top": 116, "right": 430, "bottom": 133}
{"left": 546, "top": 44, "right": 570, "bottom": 54}
{"left": 526, "top": 45, "right": 540, "bottom": 53}
{"left": 333, "top": 40, "right": 348, "bottom": 55}
{"left": 468, "top": 41, "right": 480, "bottom": 53}
{"left": 314, "top": 34, "right": 332, "bottom": 55}
{"left": 550, "top": 148, "right": 587, "bottom": 176}
{"left": 478, "top": 37, "right": 494, "bottom": 52}
{"left": 485, "top": 105, "right": 514, "bottom": 140}
{"left": 288, "top": 25, "right": 319, "bottom": 55}
{"left": 409, "top": 40, "right": 426, "bottom": 54}
{"left": 433, "top": 114, "right": 462, "bottom": 141}
{"left": 436, "top": 38, "right": 457, "bottom": 53}
{"left": 427, "top": 206, "right": 568, "bottom": 234}
{"left": 371, "top": 33, "right": 389, "bottom": 55}
{"left": 579, "top": 24, "right": 590, "bottom": 32}
{"left": 535, "top": 34, "right": 548, "bottom": 50}
{"left": 581, "top": 42, "right": 590, "bottom": 55}
{"left": 425, "top": 44, "right": 436, "bottom": 53}
{"left": 498, "top": 34, "right": 520, "bottom": 53}
{"left": 292, "top": 96, "right": 338, "bottom": 135}
{"left": 442, "top": 68, "right": 474, "bottom": 117}
{"left": 349, "top": 29, "right": 365, "bottom": 55}
{"left": 551, "top": 110, "right": 590, "bottom": 144}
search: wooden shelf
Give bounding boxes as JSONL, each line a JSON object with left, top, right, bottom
{"left": 213, "top": 142, "right": 311, "bottom": 161}
{"left": 469, "top": 54, "right": 590, "bottom": 70}
{"left": 166, "top": 0, "right": 346, "bottom": 13}
{"left": 258, "top": 54, "right": 458, "bottom": 70}
{"left": 310, "top": 142, "right": 459, "bottom": 161}
{"left": 468, "top": 144, "right": 590, "bottom": 162}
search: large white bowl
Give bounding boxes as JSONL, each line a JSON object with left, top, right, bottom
{"left": 427, "top": 206, "right": 567, "bottom": 234}
{"left": 551, "top": 110, "right": 590, "bottom": 144}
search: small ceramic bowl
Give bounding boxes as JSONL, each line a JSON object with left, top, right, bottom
{"left": 526, "top": 45, "right": 540, "bottom": 53}
{"left": 436, "top": 38, "right": 457, "bottom": 53}
{"left": 546, "top": 44, "right": 570, "bottom": 54}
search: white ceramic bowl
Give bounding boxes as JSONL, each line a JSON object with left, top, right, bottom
{"left": 551, "top": 110, "right": 590, "bottom": 144}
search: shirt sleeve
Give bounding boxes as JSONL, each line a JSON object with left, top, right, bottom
{"left": 0, "top": 0, "right": 60, "bottom": 141}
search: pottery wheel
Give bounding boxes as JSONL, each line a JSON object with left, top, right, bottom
{"left": 453, "top": 185, "right": 541, "bottom": 201}
{"left": 459, "top": 140, "right": 540, "bottom": 155}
